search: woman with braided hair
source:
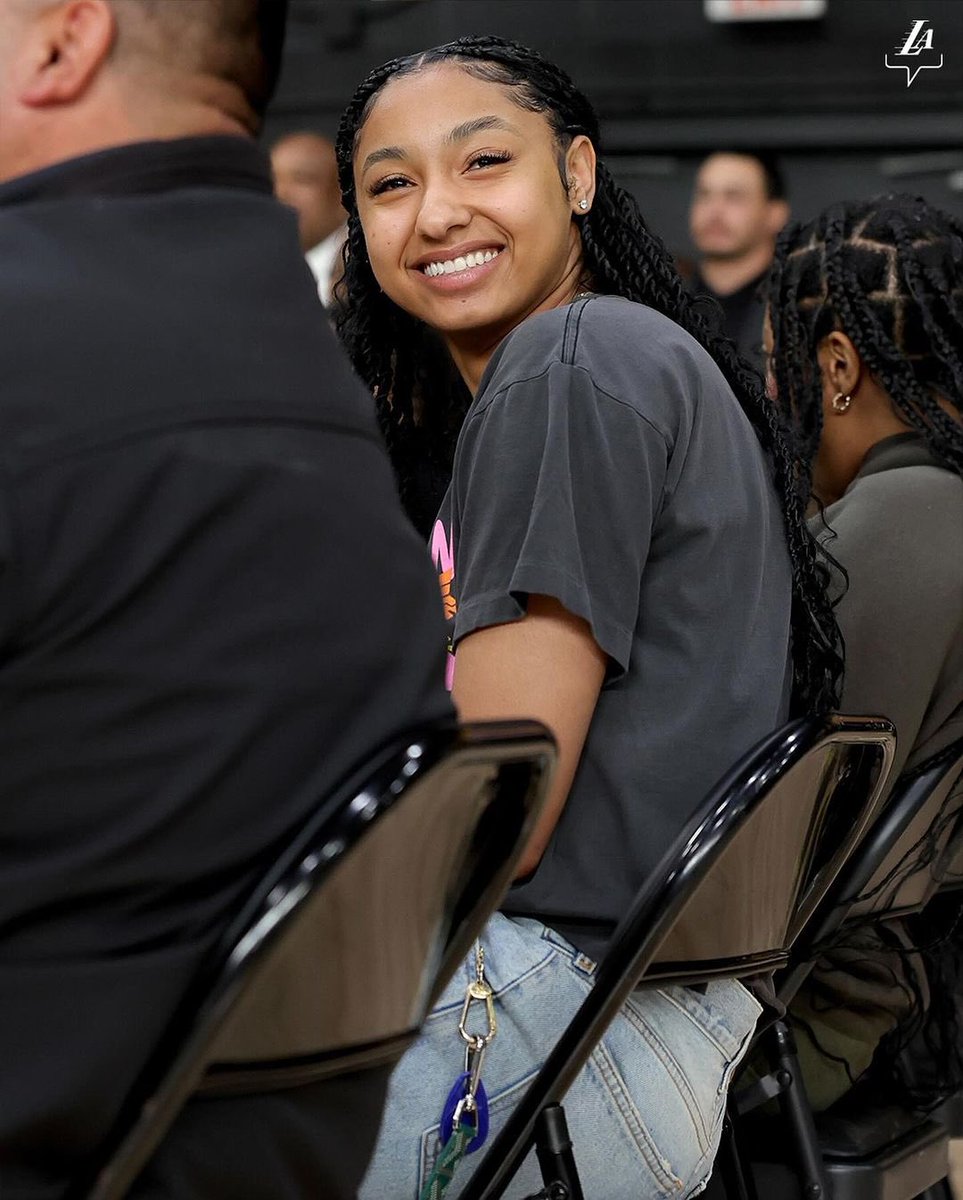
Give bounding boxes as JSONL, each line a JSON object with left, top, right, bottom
{"left": 337, "top": 36, "right": 841, "bottom": 1198}
{"left": 766, "top": 195, "right": 963, "bottom": 1111}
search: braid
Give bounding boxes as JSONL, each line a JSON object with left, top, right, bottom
{"left": 580, "top": 161, "right": 841, "bottom": 714}
{"left": 334, "top": 34, "right": 844, "bottom": 714}
{"left": 771, "top": 194, "right": 963, "bottom": 484}
{"left": 334, "top": 55, "right": 472, "bottom": 534}
{"left": 769, "top": 224, "right": 824, "bottom": 473}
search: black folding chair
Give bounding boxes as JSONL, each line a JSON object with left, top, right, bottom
{"left": 732, "top": 739, "right": 963, "bottom": 1200}
{"left": 69, "top": 719, "right": 556, "bottom": 1200}
{"left": 929, "top": 740, "right": 963, "bottom": 900}
{"left": 457, "top": 714, "right": 896, "bottom": 1200}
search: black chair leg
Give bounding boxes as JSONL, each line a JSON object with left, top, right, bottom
{"left": 768, "top": 1020, "right": 832, "bottom": 1200}
{"left": 713, "top": 1111, "right": 758, "bottom": 1200}
{"left": 531, "top": 1104, "right": 585, "bottom": 1200}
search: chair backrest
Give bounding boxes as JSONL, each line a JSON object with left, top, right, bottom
{"left": 843, "top": 740, "right": 963, "bottom": 921}
{"left": 772, "top": 739, "right": 963, "bottom": 1011}
{"left": 458, "top": 714, "right": 896, "bottom": 1200}
{"left": 645, "top": 715, "right": 897, "bottom": 982}
{"left": 938, "top": 811, "right": 963, "bottom": 893}
{"left": 77, "top": 719, "right": 556, "bottom": 1200}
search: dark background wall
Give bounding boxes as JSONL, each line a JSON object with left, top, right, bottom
{"left": 264, "top": 0, "right": 963, "bottom": 257}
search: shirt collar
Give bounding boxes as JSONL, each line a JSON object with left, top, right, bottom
{"left": 0, "top": 135, "right": 273, "bottom": 209}
{"left": 855, "top": 432, "right": 940, "bottom": 481}
{"left": 691, "top": 266, "right": 769, "bottom": 303}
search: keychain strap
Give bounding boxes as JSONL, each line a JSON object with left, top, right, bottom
{"left": 418, "top": 943, "right": 496, "bottom": 1200}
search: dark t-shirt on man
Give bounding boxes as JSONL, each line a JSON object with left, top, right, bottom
{"left": 432, "top": 296, "right": 792, "bottom": 960}
{"left": 0, "top": 137, "right": 452, "bottom": 1194}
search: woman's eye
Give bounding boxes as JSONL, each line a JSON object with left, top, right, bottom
{"left": 368, "top": 175, "right": 410, "bottom": 197}
{"left": 467, "top": 152, "right": 512, "bottom": 171}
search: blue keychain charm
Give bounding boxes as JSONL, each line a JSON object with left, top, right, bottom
{"left": 440, "top": 1071, "right": 489, "bottom": 1154}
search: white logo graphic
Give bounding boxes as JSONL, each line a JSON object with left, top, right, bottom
{"left": 885, "top": 20, "right": 944, "bottom": 86}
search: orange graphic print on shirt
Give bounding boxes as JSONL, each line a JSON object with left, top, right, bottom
{"left": 431, "top": 519, "right": 457, "bottom": 691}
{"left": 438, "top": 567, "right": 457, "bottom": 620}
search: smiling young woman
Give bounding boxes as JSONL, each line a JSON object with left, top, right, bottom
{"left": 335, "top": 36, "right": 842, "bottom": 1199}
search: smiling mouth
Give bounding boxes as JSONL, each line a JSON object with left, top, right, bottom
{"left": 422, "top": 248, "right": 501, "bottom": 277}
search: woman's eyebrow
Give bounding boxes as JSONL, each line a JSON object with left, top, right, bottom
{"left": 446, "top": 115, "right": 522, "bottom": 143}
{"left": 360, "top": 116, "right": 521, "bottom": 175}
{"left": 361, "top": 145, "right": 407, "bottom": 174}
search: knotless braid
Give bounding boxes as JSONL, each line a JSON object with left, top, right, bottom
{"left": 579, "top": 162, "right": 841, "bottom": 711}
{"left": 770, "top": 195, "right": 963, "bottom": 483}
{"left": 334, "top": 34, "right": 843, "bottom": 715}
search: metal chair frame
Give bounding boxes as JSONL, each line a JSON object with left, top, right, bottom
{"left": 458, "top": 714, "right": 896, "bottom": 1200}
{"left": 730, "top": 742, "right": 963, "bottom": 1200}
{"left": 69, "top": 719, "right": 556, "bottom": 1200}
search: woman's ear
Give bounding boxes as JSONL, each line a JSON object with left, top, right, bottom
{"left": 565, "top": 135, "right": 597, "bottom": 216}
{"left": 816, "top": 330, "right": 862, "bottom": 399}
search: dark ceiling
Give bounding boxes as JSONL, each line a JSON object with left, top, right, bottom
{"left": 268, "top": 0, "right": 963, "bottom": 151}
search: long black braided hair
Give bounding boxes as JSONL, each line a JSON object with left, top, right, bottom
{"left": 767, "top": 194, "right": 963, "bottom": 490}
{"left": 334, "top": 34, "right": 842, "bottom": 716}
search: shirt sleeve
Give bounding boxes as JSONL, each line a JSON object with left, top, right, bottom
{"left": 450, "top": 360, "right": 668, "bottom": 677}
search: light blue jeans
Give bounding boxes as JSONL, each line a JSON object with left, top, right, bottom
{"left": 359, "top": 913, "right": 762, "bottom": 1199}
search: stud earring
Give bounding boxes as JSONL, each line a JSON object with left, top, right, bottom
{"left": 578, "top": 199, "right": 589, "bottom": 211}
{"left": 831, "top": 391, "right": 853, "bottom": 414}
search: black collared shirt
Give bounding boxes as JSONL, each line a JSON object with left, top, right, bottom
{"left": 0, "top": 134, "right": 274, "bottom": 206}
{"left": 0, "top": 138, "right": 452, "bottom": 1193}
{"left": 690, "top": 266, "right": 769, "bottom": 379}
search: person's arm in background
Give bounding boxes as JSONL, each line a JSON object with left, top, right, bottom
{"left": 453, "top": 595, "right": 607, "bottom": 878}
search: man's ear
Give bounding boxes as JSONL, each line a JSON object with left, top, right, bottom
{"left": 21, "top": 0, "right": 115, "bottom": 108}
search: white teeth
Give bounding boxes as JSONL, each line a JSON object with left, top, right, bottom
{"left": 422, "top": 248, "right": 500, "bottom": 277}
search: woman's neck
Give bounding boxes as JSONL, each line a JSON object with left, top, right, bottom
{"left": 445, "top": 267, "right": 588, "bottom": 395}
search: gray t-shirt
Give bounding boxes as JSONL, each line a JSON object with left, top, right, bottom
{"left": 432, "top": 296, "right": 793, "bottom": 959}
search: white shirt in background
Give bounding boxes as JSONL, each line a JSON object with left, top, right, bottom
{"left": 305, "top": 224, "right": 347, "bottom": 306}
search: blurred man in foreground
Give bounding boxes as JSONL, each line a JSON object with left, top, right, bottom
{"left": 271, "top": 131, "right": 347, "bottom": 305}
{"left": 0, "top": 1, "right": 450, "bottom": 1195}
{"left": 688, "top": 150, "right": 790, "bottom": 376}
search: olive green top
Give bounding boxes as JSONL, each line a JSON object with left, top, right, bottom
{"left": 812, "top": 431, "right": 963, "bottom": 779}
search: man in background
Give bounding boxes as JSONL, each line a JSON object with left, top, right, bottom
{"left": 0, "top": 1, "right": 450, "bottom": 1195}
{"left": 688, "top": 150, "right": 790, "bottom": 376}
{"left": 271, "top": 131, "right": 347, "bottom": 305}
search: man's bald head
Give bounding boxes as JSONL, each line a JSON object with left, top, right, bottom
{"left": 271, "top": 132, "right": 345, "bottom": 252}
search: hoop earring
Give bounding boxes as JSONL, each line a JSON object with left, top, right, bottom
{"left": 831, "top": 391, "right": 853, "bottom": 414}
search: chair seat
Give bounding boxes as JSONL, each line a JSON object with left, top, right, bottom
{"left": 739, "top": 1107, "right": 948, "bottom": 1200}
{"left": 823, "top": 1119, "right": 947, "bottom": 1200}
{"left": 819, "top": 1104, "right": 934, "bottom": 1160}
{"left": 816, "top": 1076, "right": 939, "bottom": 1160}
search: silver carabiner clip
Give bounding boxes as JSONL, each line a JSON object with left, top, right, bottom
{"left": 458, "top": 943, "right": 497, "bottom": 1049}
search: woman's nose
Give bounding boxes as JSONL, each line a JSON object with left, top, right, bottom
{"left": 415, "top": 180, "right": 472, "bottom": 241}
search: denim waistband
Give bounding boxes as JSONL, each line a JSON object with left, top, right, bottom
{"left": 536, "top": 920, "right": 763, "bottom": 1019}
{"left": 538, "top": 922, "right": 599, "bottom": 977}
